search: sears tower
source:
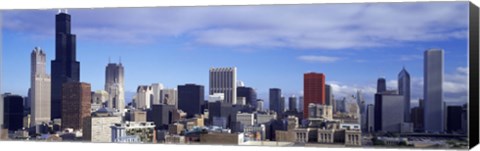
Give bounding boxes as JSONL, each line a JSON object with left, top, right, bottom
{"left": 51, "top": 10, "right": 80, "bottom": 120}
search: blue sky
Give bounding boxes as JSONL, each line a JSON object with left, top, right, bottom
{"left": 1, "top": 2, "right": 469, "bottom": 106}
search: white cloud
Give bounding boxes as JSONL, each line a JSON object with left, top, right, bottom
{"left": 3, "top": 2, "right": 468, "bottom": 50}
{"left": 297, "top": 55, "right": 341, "bottom": 63}
{"left": 399, "top": 55, "right": 423, "bottom": 61}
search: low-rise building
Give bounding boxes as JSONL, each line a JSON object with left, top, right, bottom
{"left": 111, "top": 121, "right": 156, "bottom": 143}
{"left": 199, "top": 132, "right": 244, "bottom": 145}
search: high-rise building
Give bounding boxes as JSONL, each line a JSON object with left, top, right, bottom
{"left": 377, "top": 78, "right": 386, "bottom": 93}
{"left": 366, "top": 104, "right": 374, "bottom": 132}
{"left": 2, "top": 94, "right": 24, "bottom": 131}
{"left": 148, "top": 104, "right": 176, "bottom": 129}
{"left": 374, "top": 91, "right": 404, "bottom": 132}
{"left": 356, "top": 90, "right": 365, "bottom": 114}
{"left": 178, "top": 84, "right": 204, "bottom": 118}
{"left": 160, "top": 88, "right": 177, "bottom": 107}
{"left": 298, "top": 96, "right": 304, "bottom": 112}
{"left": 446, "top": 105, "right": 463, "bottom": 133}
{"left": 303, "top": 72, "right": 326, "bottom": 118}
{"left": 237, "top": 86, "right": 257, "bottom": 108}
{"left": 256, "top": 99, "right": 264, "bottom": 111}
{"left": 423, "top": 49, "right": 444, "bottom": 133}
{"left": 325, "top": 85, "right": 332, "bottom": 106}
{"left": 51, "top": 11, "right": 80, "bottom": 120}
{"left": 150, "top": 83, "right": 164, "bottom": 105}
{"left": 209, "top": 67, "right": 237, "bottom": 104}
{"left": 92, "top": 90, "right": 109, "bottom": 105}
{"left": 135, "top": 85, "right": 153, "bottom": 109}
{"left": 411, "top": 99, "right": 424, "bottom": 132}
{"left": 269, "top": 88, "right": 283, "bottom": 115}
{"left": 398, "top": 67, "right": 411, "bottom": 123}
{"left": 105, "top": 62, "right": 125, "bottom": 114}
{"left": 288, "top": 95, "right": 297, "bottom": 112}
{"left": 30, "top": 47, "right": 51, "bottom": 126}
{"left": 62, "top": 82, "right": 91, "bottom": 130}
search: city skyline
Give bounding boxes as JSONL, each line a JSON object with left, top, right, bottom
{"left": 2, "top": 2, "right": 469, "bottom": 107}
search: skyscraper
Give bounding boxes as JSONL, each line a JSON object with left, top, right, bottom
{"left": 61, "top": 82, "right": 91, "bottom": 130}
{"left": 325, "top": 84, "right": 332, "bottom": 106}
{"left": 151, "top": 83, "right": 164, "bottom": 105}
{"left": 269, "top": 88, "right": 282, "bottom": 115}
{"left": 51, "top": 11, "right": 80, "bottom": 120}
{"left": 288, "top": 95, "right": 297, "bottom": 112}
{"left": 178, "top": 84, "right": 204, "bottom": 118}
{"left": 377, "top": 78, "right": 386, "bottom": 93}
{"left": 303, "top": 72, "right": 325, "bottom": 118}
{"left": 446, "top": 106, "right": 463, "bottom": 133}
{"left": 298, "top": 96, "right": 304, "bottom": 112}
{"left": 209, "top": 67, "right": 237, "bottom": 105}
{"left": 135, "top": 85, "right": 153, "bottom": 109}
{"left": 2, "top": 94, "right": 24, "bottom": 131}
{"left": 423, "top": 49, "right": 444, "bottom": 133}
{"left": 237, "top": 86, "right": 257, "bottom": 108}
{"left": 105, "top": 62, "right": 125, "bottom": 113}
{"left": 31, "top": 47, "right": 51, "bottom": 126}
{"left": 374, "top": 91, "right": 404, "bottom": 132}
{"left": 366, "top": 104, "right": 374, "bottom": 132}
{"left": 398, "top": 67, "right": 411, "bottom": 122}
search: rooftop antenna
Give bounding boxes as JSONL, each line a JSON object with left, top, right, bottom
{"left": 109, "top": 57, "right": 111, "bottom": 63}
{"left": 119, "top": 56, "right": 122, "bottom": 64}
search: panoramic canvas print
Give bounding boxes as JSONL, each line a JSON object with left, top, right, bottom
{"left": 0, "top": 1, "right": 473, "bottom": 149}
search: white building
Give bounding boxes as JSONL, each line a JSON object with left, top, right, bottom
{"left": 30, "top": 47, "right": 51, "bottom": 127}
{"left": 111, "top": 121, "right": 156, "bottom": 143}
{"left": 256, "top": 113, "right": 276, "bottom": 124}
{"left": 209, "top": 93, "right": 225, "bottom": 102}
{"left": 105, "top": 62, "right": 125, "bottom": 114}
{"left": 209, "top": 67, "right": 237, "bottom": 104}
{"left": 135, "top": 85, "right": 153, "bottom": 109}
{"left": 236, "top": 112, "right": 254, "bottom": 127}
{"left": 151, "top": 83, "right": 164, "bottom": 105}
{"left": 256, "top": 100, "right": 264, "bottom": 111}
{"left": 92, "top": 90, "right": 109, "bottom": 105}
{"left": 160, "top": 88, "right": 177, "bottom": 107}
{"left": 83, "top": 108, "right": 122, "bottom": 142}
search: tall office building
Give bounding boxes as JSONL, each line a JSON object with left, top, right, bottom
{"left": 303, "top": 72, "right": 326, "bottom": 118}
{"left": 374, "top": 91, "right": 404, "bottom": 132}
{"left": 105, "top": 62, "right": 125, "bottom": 113}
{"left": 178, "top": 84, "right": 204, "bottom": 118}
{"left": 237, "top": 86, "right": 257, "bottom": 108}
{"left": 366, "top": 104, "right": 374, "bottom": 132}
{"left": 135, "top": 85, "right": 153, "bottom": 109}
{"left": 377, "top": 78, "right": 386, "bottom": 93}
{"left": 298, "top": 96, "right": 304, "bottom": 112}
{"left": 446, "top": 106, "right": 463, "bottom": 133}
{"left": 2, "top": 94, "right": 24, "bottom": 131}
{"left": 269, "top": 88, "right": 284, "bottom": 115}
{"left": 62, "top": 82, "right": 91, "bottom": 130}
{"left": 151, "top": 83, "right": 164, "bottom": 105}
{"left": 51, "top": 11, "right": 80, "bottom": 120}
{"left": 423, "top": 49, "right": 444, "bottom": 133}
{"left": 325, "top": 84, "right": 332, "bottom": 106}
{"left": 160, "top": 88, "right": 178, "bottom": 107}
{"left": 209, "top": 67, "right": 237, "bottom": 104}
{"left": 356, "top": 90, "right": 365, "bottom": 114}
{"left": 30, "top": 47, "right": 51, "bottom": 126}
{"left": 288, "top": 95, "right": 297, "bottom": 112}
{"left": 257, "top": 99, "right": 264, "bottom": 111}
{"left": 398, "top": 67, "right": 411, "bottom": 123}
{"left": 411, "top": 99, "right": 424, "bottom": 132}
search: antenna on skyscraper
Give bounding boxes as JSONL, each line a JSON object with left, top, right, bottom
{"left": 119, "top": 56, "right": 122, "bottom": 64}
{"left": 109, "top": 57, "right": 111, "bottom": 63}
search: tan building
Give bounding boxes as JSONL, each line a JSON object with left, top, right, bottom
{"left": 130, "top": 110, "right": 147, "bottom": 122}
{"left": 317, "top": 129, "right": 335, "bottom": 143}
{"left": 168, "top": 123, "right": 185, "bottom": 135}
{"left": 287, "top": 116, "right": 299, "bottom": 131}
{"left": 83, "top": 108, "right": 122, "bottom": 142}
{"left": 345, "top": 130, "right": 362, "bottom": 146}
{"left": 165, "top": 135, "right": 185, "bottom": 144}
{"left": 199, "top": 132, "right": 244, "bottom": 145}
{"left": 185, "top": 115, "right": 204, "bottom": 130}
{"left": 275, "top": 130, "right": 295, "bottom": 142}
{"left": 294, "top": 128, "right": 316, "bottom": 143}
{"left": 62, "top": 82, "right": 91, "bottom": 130}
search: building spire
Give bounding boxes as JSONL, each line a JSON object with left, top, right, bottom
{"left": 119, "top": 56, "right": 122, "bottom": 64}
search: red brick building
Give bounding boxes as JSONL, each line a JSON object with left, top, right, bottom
{"left": 303, "top": 72, "right": 325, "bottom": 118}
